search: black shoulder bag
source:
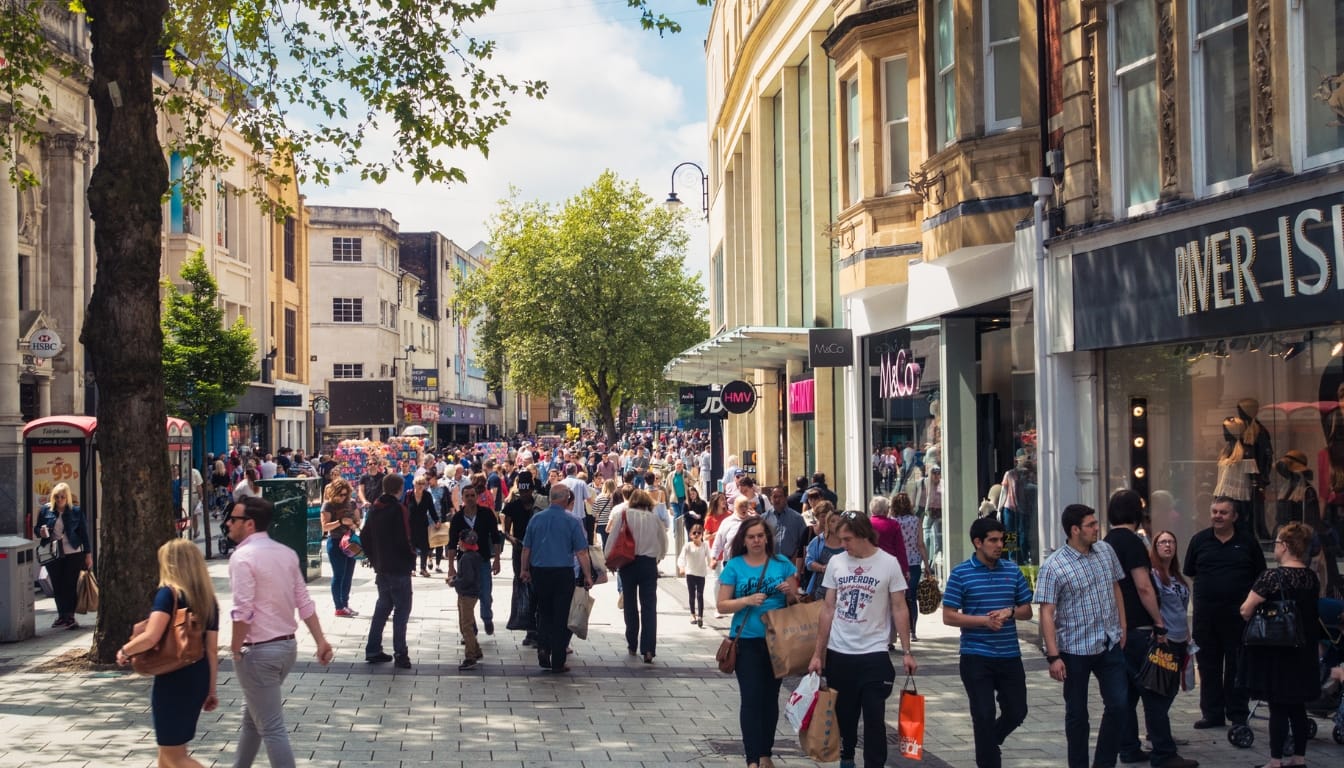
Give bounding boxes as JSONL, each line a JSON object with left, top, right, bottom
{"left": 1242, "top": 571, "right": 1304, "bottom": 648}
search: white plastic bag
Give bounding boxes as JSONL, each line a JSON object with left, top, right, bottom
{"left": 785, "top": 672, "right": 822, "bottom": 732}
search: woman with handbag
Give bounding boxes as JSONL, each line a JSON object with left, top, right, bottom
{"left": 406, "top": 474, "right": 441, "bottom": 578}
{"left": 1239, "top": 522, "right": 1320, "bottom": 768}
{"left": 717, "top": 516, "right": 800, "bottom": 768}
{"left": 115, "top": 539, "right": 219, "bottom": 768}
{"left": 1149, "top": 530, "right": 1191, "bottom": 684}
{"left": 35, "top": 482, "right": 93, "bottom": 629}
{"left": 892, "top": 492, "right": 928, "bottom": 641}
{"left": 605, "top": 488, "right": 668, "bottom": 662}
{"left": 321, "top": 479, "right": 361, "bottom": 617}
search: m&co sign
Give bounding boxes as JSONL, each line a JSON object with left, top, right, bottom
{"left": 879, "top": 349, "right": 922, "bottom": 398}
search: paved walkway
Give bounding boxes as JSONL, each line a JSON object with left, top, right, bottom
{"left": 3, "top": 545, "right": 1342, "bottom": 767}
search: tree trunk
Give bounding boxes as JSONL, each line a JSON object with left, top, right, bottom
{"left": 83, "top": 0, "right": 175, "bottom": 663}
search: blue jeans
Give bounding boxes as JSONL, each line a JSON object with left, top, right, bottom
{"left": 733, "top": 638, "right": 781, "bottom": 764}
{"left": 906, "top": 563, "right": 922, "bottom": 637}
{"left": 366, "top": 573, "right": 412, "bottom": 658}
{"left": 326, "top": 537, "right": 354, "bottom": 610}
{"left": 1120, "top": 629, "right": 1181, "bottom": 765}
{"left": 478, "top": 558, "right": 494, "bottom": 622}
{"left": 619, "top": 556, "right": 659, "bottom": 655}
{"left": 1061, "top": 644, "right": 1128, "bottom": 768}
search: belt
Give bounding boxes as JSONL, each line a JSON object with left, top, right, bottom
{"left": 243, "top": 634, "right": 295, "bottom": 647}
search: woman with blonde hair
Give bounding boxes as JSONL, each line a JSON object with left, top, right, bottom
{"left": 35, "top": 481, "right": 92, "bottom": 629}
{"left": 605, "top": 487, "right": 669, "bottom": 662}
{"left": 116, "top": 539, "right": 219, "bottom": 767}
{"left": 321, "top": 478, "right": 361, "bottom": 617}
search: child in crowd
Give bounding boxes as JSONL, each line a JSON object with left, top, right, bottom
{"left": 678, "top": 523, "right": 711, "bottom": 627}
{"left": 453, "top": 531, "right": 485, "bottom": 670}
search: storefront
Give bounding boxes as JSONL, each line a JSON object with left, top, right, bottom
{"left": 208, "top": 383, "right": 275, "bottom": 456}
{"left": 789, "top": 376, "right": 817, "bottom": 479}
{"left": 1066, "top": 183, "right": 1344, "bottom": 553}
{"left": 274, "top": 389, "right": 310, "bottom": 454}
{"left": 438, "top": 402, "right": 487, "bottom": 444}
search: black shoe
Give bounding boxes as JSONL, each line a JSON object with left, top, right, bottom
{"left": 1151, "top": 757, "right": 1198, "bottom": 768}
{"left": 394, "top": 655, "right": 412, "bottom": 669}
{"left": 537, "top": 651, "right": 551, "bottom": 669}
{"left": 1120, "top": 750, "right": 1151, "bottom": 764}
{"left": 522, "top": 636, "right": 535, "bottom": 647}
{"left": 366, "top": 653, "right": 393, "bottom": 663}
{"left": 458, "top": 658, "right": 478, "bottom": 671}
{"left": 1192, "top": 718, "right": 1225, "bottom": 730}
{"left": 484, "top": 620, "right": 494, "bottom": 635}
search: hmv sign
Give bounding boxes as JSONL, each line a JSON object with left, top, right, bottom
{"left": 721, "top": 380, "right": 757, "bottom": 414}
{"left": 879, "top": 349, "right": 922, "bottom": 399}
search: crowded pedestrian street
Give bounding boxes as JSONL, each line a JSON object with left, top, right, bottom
{"left": 5, "top": 545, "right": 1342, "bottom": 767}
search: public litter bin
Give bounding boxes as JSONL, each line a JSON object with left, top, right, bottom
{"left": 0, "top": 536, "right": 37, "bottom": 642}
{"left": 258, "top": 478, "right": 324, "bottom": 582}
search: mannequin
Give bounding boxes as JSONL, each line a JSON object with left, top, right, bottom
{"left": 1214, "top": 416, "right": 1262, "bottom": 538}
{"left": 1274, "top": 449, "right": 1321, "bottom": 535}
{"left": 1236, "top": 398, "right": 1274, "bottom": 539}
{"left": 997, "top": 454, "right": 1037, "bottom": 564}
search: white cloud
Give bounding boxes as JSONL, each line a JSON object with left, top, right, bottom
{"left": 307, "top": 0, "right": 712, "bottom": 283}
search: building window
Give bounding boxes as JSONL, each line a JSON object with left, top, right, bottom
{"left": 168, "top": 153, "right": 199, "bottom": 236}
{"left": 1293, "top": 0, "right": 1344, "bottom": 168}
{"left": 283, "top": 216, "right": 296, "bottom": 281}
{"left": 1192, "top": 0, "right": 1250, "bottom": 193}
{"left": 283, "top": 308, "right": 297, "bottom": 375}
{"left": 1110, "top": 0, "right": 1159, "bottom": 213}
{"left": 845, "top": 77, "right": 861, "bottom": 205}
{"left": 332, "top": 363, "right": 363, "bottom": 379}
{"left": 882, "top": 56, "right": 910, "bottom": 191}
{"left": 984, "top": 0, "right": 1021, "bottom": 130}
{"left": 332, "top": 236, "right": 362, "bottom": 262}
{"left": 332, "top": 297, "right": 362, "bottom": 323}
{"left": 934, "top": 0, "right": 956, "bottom": 149}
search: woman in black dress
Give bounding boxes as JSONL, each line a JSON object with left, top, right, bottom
{"left": 1239, "top": 521, "right": 1320, "bottom": 768}
{"left": 116, "top": 539, "right": 219, "bottom": 767}
{"left": 406, "top": 474, "right": 441, "bottom": 577}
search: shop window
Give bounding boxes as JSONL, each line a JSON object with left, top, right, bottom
{"left": 1109, "top": 0, "right": 1159, "bottom": 214}
{"left": 882, "top": 56, "right": 910, "bottom": 192}
{"left": 863, "top": 323, "right": 943, "bottom": 497}
{"left": 845, "top": 77, "right": 861, "bottom": 205}
{"left": 1293, "top": 0, "right": 1344, "bottom": 168}
{"left": 1102, "top": 327, "right": 1344, "bottom": 554}
{"left": 332, "top": 363, "right": 363, "bottom": 379}
{"left": 332, "top": 297, "right": 362, "bottom": 323}
{"left": 168, "top": 152, "right": 198, "bottom": 236}
{"left": 934, "top": 0, "right": 956, "bottom": 149}
{"left": 1191, "top": 0, "right": 1251, "bottom": 194}
{"left": 984, "top": 0, "right": 1021, "bottom": 131}
{"left": 332, "top": 236, "right": 362, "bottom": 262}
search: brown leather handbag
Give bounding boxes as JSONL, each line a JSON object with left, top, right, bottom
{"left": 716, "top": 559, "right": 772, "bottom": 673}
{"left": 130, "top": 591, "right": 205, "bottom": 676}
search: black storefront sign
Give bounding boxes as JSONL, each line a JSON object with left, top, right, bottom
{"left": 808, "top": 328, "right": 854, "bottom": 367}
{"left": 1072, "top": 191, "right": 1344, "bottom": 350}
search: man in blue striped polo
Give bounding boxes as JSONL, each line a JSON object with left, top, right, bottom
{"left": 942, "top": 516, "right": 1034, "bottom": 768}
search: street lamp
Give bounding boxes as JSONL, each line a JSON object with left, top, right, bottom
{"left": 664, "top": 161, "right": 709, "bottom": 218}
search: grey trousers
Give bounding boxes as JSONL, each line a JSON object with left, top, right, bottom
{"left": 233, "top": 639, "right": 298, "bottom": 768}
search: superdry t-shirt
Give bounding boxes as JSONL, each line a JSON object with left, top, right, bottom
{"left": 822, "top": 548, "right": 907, "bottom": 655}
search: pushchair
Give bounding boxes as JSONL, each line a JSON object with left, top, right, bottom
{"left": 211, "top": 488, "right": 236, "bottom": 557}
{"left": 1228, "top": 597, "right": 1344, "bottom": 748}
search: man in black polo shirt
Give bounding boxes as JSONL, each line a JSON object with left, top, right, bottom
{"left": 1183, "top": 495, "right": 1265, "bottom": 730}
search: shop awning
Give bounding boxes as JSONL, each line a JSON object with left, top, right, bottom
{"left": 664, "top": 326, "right": 812, "bottom": 385}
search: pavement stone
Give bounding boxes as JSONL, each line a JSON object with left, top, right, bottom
{"left": 3, "top": 544, "right": 1342, "bottom": 767}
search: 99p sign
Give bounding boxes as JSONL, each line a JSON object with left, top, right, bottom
{"left": 31, "top": 448, "right": 81, "bottom": 507}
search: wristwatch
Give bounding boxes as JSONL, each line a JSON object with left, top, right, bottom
{"left": 1046, "top": 654, "right": 1061, "bottom": 663}
{"left": 1153, "top": 626, "right": 1168, "bottom": 636}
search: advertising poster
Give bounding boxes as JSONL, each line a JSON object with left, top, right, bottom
{"left": 30, "top": 444, "right": 83, "bottom": 517}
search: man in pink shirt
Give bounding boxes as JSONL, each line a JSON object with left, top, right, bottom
{"left": 226, "top": 496, "right": 334, "bottom": 768}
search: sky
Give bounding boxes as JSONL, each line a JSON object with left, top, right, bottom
{"left": 307, "top": 0, "right": 714, "bottom": 284}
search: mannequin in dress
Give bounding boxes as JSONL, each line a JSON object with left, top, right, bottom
{"left": 1214, "top": 416, "right": 1261, "bottom": 538}
{"left": 1237, "top": 398, "right": 1274, "bottom": 539}
{"left": 1274, "top": 449, "right": 1321, "bottom": 535}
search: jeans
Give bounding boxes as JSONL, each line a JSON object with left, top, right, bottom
{"left": 1120, "top": 629, "right": 1182, "bottom": 764}
{"left": 906, "top": 563, "right": 922, "bottom": 637}
{"left": 532, "top": 565, "right": 576, "bottom": 671}
{"left": 959, "top": 654, "right": 1028, "bottom": 768}
{"left": 923, "top": 513, "right": 942, "bottom": 575}
{"left": 1192, "top": 605, "right": 1250, "bottom": 724}
{"left": 686, "top": 575, "right": 705, "bottom": 618}
{"left": 233, "top": 639, "right": 298, "bottom": 768}
{"left": 478, "top": 558, "right": 494, "bottom": 622}
{"left": 327, "top": 537, "right": 354, "bottom": 610}
{"left": 366, "top": 572, "right": 412, "bottom": 659}
{"left": 49, "top": 552, "right": 84, "bottom": 619}
{"left": 1061, "top": 644, "right": 1128, "bottom": 768}
{"left": 620, "top": 555, "right": 659, "bottom": 655}
{"left": 826, "top": 649, "right": 897, "bottom": 768}
{"left": 734, "top": 638, "right": 781, "bottom": 764}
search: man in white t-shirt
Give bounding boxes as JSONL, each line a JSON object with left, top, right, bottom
{"left": 559, "top": 464, "right": 590, "bottom": 523}
{"left": 809, "top": 512, "right": 917, "bottom": 768}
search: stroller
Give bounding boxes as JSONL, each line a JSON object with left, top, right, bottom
{"left": 211, "top": 487, "right": 237, "bottom": 557}
{"left": 1229, "top": 597, "right": 1344, "bottom": 748}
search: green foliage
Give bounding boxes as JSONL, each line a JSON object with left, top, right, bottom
{"left": 162, "top": 250, "right": 259, "bottom": 425}
{"left": 453, "top": 171, "right": 709, "bottom": 439}
{"left": 0, "top": 1, "right": 85, "bottom": 189}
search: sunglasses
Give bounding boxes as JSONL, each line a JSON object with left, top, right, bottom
{"left": 226, "top": 515, "right": 250, "bottom": 523}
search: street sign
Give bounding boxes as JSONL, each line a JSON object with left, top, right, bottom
{"left": 721, "top": 380, "right": 756, "bottom": 414}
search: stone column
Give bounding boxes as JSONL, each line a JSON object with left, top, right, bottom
{"left": 0, "top": 126, "right": 26, "bottom": 535}
{"left": 36, "top": 377, "right": 51, "bottom": 419}
{"left": 42, "top": 133, "right": 90, "bottom": 416}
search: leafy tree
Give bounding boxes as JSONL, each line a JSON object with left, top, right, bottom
{"left": 2, "top": 0, "right": 695, "bottom": 663}
{"left": 454, "top": 171, "right": 709, "bottom": 442}
{"left": 162, "top": 249, "right": 259, "bottom": 446}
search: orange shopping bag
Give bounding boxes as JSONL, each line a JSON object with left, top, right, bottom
{"left": 896, "top": 675, "right": 925, "bottom": 761}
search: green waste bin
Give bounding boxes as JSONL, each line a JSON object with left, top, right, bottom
{"left": 258, "top": 478, "right": 324, "bottom": 582}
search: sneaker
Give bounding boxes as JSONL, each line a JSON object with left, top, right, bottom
{"left": 66, "top": 620, "right": 81, "bottom": 630}
{"left": 365, "top": 652, "right": 393, "bottom": 663}
{"left": 51, "top": 617, "right": 71, "bottom": 628}
{"left": 394, "top": 655, "right": 412, "bottom": 670}
{"left": 484, "top": 620, "right": 494, "bottom": 636}
{"left": 1191, "top": 718, "right": 1225, "bottom": 730}
{"left": 335, "top": 608, "right": 354, "bottom": 617}
{"left": 345, "top": 608, "right": 360, "bottom": 617}
{"left": 458, "top": 658, "right": 478, "bottom": 671}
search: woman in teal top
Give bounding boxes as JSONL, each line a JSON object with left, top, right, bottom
{"left": 717, "top": 516, "right": 799, "bottom": 768}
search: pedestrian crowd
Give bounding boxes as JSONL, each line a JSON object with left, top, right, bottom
{"left": 61, "top": 430, "right": 1344, "bottom": 768}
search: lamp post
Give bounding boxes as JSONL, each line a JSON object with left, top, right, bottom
{"left": 392, "top": 345, "right": 416, "bottom": 434}
{"left": 664, "top": 161, "right": 709, "bottom": 218}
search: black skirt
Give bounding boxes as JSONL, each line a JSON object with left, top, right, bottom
{"left": 151, "top": 656, "right": 209, "bottom": 746}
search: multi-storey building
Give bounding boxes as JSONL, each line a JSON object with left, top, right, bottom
{"left": 307, "top": 206, "right": 403, "bottom": 445}
{"left": 266, "top": 159, "right": 312, "bottom": 452}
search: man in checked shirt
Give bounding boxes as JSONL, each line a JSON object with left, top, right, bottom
{"left": 1035, "top": 503, "right": 1128, "bottom": 768}
{"left": 226, "top": 496, "right": 334, "bottom": 768}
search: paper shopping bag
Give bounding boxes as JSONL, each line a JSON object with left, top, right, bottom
{"left": 799, "top": 686, "right": 839, "bottom": 762}
{"left": 76, "top": 570, "right": 99, "bottom": 614}
{"left": 763, "top": 600, "right": 823, "bottom": 678}
{"left": 896, "top": 676, "right": 925, "bottom": 760}
{"left": 566, "top": 587, "right": 595, "bottom": 640}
